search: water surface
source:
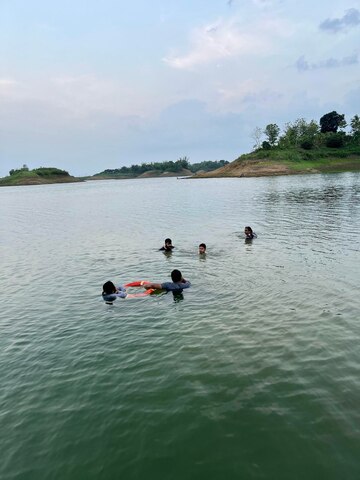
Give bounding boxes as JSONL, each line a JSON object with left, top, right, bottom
{"left": 1, "top": 174, "right": 360, "bottom": 479}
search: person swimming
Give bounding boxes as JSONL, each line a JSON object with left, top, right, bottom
{"left": 198, "top": 243, "right": 206, "bottom": 255}
{"left": 102, "top": 280, "right": 127, "bottom": 304}
{"left": 244, "top": 226, "right": 257, "bottom": 239}
{"left": 159, "top": 238, "right": 175, "bottom": 252}
{"left": 144, "top": 269, "right": 191, "bottom": 293}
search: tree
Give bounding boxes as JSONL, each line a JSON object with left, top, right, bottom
{"left": 264, "top": 123, "right": 280, "bottom": 146}
{"left": 320, "top": 111, "right": 346, "bottom": 133}
{"left": 251, "top": 126, "right": 263, "bottom": 150}
{"left": 350, "top": 115, "right": 360, "bottom": 136}
{"left": 279, "top": 118, "right": 319, "bottom": 148}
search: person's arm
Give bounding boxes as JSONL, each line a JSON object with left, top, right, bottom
{"left": 144, "top": 282, "right": 163, "bottom": 290}
{"left": 115, "top": 291, "right": 127, "bottom": 298}
{"left": 180, "top": 280, "right": 191, "bottom": 289}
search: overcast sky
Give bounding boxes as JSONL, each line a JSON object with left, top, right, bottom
{"left": 1, "top": 0, "right": 359, "bottom": 176}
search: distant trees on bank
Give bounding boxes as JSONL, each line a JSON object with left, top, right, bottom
{"left": 252, "top": 111, "right": 360, "bottom": 152}
{"left": 9, "top": 166, "right": 70, "bottom": 177}
{"left": 97, "top": 157, "right": 229, "bottom": 177}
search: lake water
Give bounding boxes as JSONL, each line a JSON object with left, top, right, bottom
{"left": 1, "top": 174, "right": 360, "bottom": 480}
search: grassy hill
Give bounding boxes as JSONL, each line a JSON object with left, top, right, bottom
{"left": 194, "top": 145, "right": 360, "bottom": 178}
{"left": 0, "top": 167, "right": 82, "bottom": 186}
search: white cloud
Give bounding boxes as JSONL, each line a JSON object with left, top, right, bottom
{"left": 0, "top": 74, "right": 155, "bottom": 119}
{"left": 252, "top": 0, "right": 273, "bottom": 6}
{"left": 163, "top": 18, "right": 269, "bottom": 69}
{"left": 0, "top": 78, "right": 20, "bottom": 93}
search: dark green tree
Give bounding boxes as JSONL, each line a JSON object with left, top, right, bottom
{"left": 264, "top": 124, "right": 280, "bottom": 146}
{"left": 320, "top": 111, "right": 346, "bottom": 133}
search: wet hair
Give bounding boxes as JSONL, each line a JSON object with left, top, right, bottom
{"left": 171, "top": 269, "right": 182, "bottom": 282}
{"left": 102, "top": 281, "right": 116, "bottom": 295}
{"left": 245, "top": 226, "right": 253, "bottom": 234}
{"left": 199, "top": 243, "right": 206, "bottom": 250}
{"left": 165, "top": 238, "right": 172, "bottom": 244}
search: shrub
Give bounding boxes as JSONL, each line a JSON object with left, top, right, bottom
{"left": 34, "top": 168, "right": 70, "bottom": 176}
{"left": 300, "top": 139, "right": 314, "bottom": 150}
{"left": 326, "top": 134, "right": 345, "bottom": 148}
{"left": 262, "top": 141, "right": 272, "bottom": 150}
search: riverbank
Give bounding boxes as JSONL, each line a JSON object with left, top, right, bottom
{"left": 193, "top": 146, "right": 360, "bottom": 178}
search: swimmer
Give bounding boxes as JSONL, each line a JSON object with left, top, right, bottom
{"left": 144, "top": 269, "right": 191, "bottom": 293}
{"left": 199, "top": 243, "right": 207, "bottom": 255}
{"left": 244, "top": 226, "right": 257, "bottom": 239}
{"left": 102, "top": 280, "right": 127, "bottom": 303}
{"left": 159, "top": 238, "right": 175, "bottom": 252}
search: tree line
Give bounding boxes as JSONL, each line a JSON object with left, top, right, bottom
{"left": 252, "top": 111, "right": 360, "bottom": 151}
{"left": 9, "top": 166, "right": 70, "bottom": 177}
{"left": 97, "top": 157, "right": 228, "bottom": 176}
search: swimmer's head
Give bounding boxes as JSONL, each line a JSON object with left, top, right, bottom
{"left": 171, "top": 269, "right": 182, "bottom": 282}
{"left": 244, "top": 226, "right": 253, "bottom": 236}
{"left": 102, "top": 281, "right": 116, "bottom": 295}
{"left": 199, "top": 243, "right": 206, "bottom": 254}
{"left": 163, "top": 238, "right": 173, "bottom": 251}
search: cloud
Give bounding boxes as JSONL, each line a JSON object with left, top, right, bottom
{"left": 319, "top": 8, "right": 360, "bottom": 33}
{"left": 0, "top": 74, "right": 154, "bottom": 119}
{"left": 163, "top": 19, "right": 269, "bottom": 69}
{"left": 296, "top": 53, "right": 359, "bottom": 71}
{"left": 0, "top": 78, "right": 20, "bottom": 94}
{"left": 252, "top": 0, "right": 272, "bottom": 6}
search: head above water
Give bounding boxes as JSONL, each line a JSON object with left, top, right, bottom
{"left": 163, "top": 238, "right": 173, "bottom": 252}
{"left": 102, "top": 280, "right": 116, "bottom": 295}
{"left": 244, "top": 226, "right": 253, "bottom": 235}
{"left": 199, "top": 243, "right": 207, "bottom": 254}
{"left": 171, "top": 269, "right": 182, "bottom": 282}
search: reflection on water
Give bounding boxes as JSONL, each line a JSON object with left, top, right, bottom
{"left": 0, "top": 173, "right": 360, "bottom": 480}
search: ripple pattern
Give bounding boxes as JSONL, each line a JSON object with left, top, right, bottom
{"left": 1, "top": 174, "right": 360, "bottom": 479}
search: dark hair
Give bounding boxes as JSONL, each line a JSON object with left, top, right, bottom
{"left": 199, "top": 243, "right": 206, "bottom": 250}
{"left": 171, "top": 269, "right": 182, "bottom": 282}
{"left": 165, "top": 238, "right": 172, "bottom": 244}
{"left": 245, "top": 226, "right": 253, "bottom": 234}
{"left": 103, "top": 281, "right": 116, "bottom": 295}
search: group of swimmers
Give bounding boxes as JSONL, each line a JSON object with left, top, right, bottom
{"left": 159, "top": 238, "right": 207, "bottom": 255}
{"left": 102, "top": 226, "right": 256, "bottom": 303}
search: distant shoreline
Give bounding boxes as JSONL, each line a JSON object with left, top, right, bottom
{"left": 2, "top": 150, "right": 360, "bottom": 186}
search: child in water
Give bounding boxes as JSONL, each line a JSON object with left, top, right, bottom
{"left": 102, "top": 280, "right": 127, "bottom": 303}
{"left": 199, "top": 243, "right": 206, "bottom": 255}
{"left": 244, "top": 226, "right": 257, "bottom": 239}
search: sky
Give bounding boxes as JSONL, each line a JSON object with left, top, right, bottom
{"left": 1, "top": 0, "right": 360, "bottom": 176}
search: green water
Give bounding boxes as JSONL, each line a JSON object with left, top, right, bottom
{"left": 1, "top": 174, "right": 360, "bottom": 479}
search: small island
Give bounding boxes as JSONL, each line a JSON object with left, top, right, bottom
{"left": 0, "top": 166, "right": 82, "bottom": 187}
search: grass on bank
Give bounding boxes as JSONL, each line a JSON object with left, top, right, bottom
{"left": 234, "top": 144, "right": 360, "bottom": 173}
